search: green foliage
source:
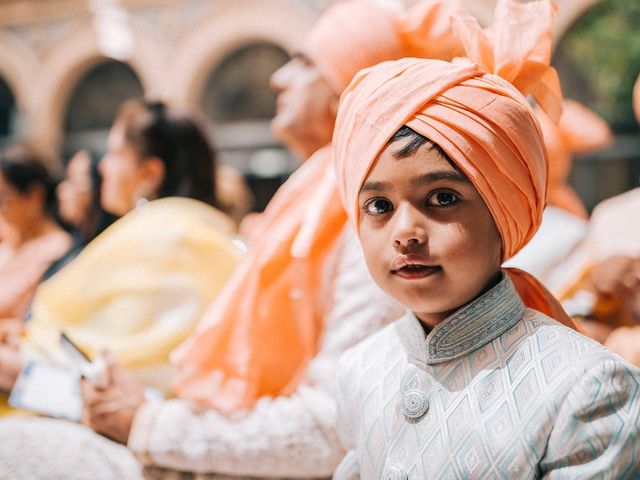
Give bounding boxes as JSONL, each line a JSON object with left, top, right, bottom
{"left": 554, "top": 0, "right": 640, "bottom": 132}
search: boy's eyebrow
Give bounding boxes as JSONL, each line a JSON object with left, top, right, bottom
{"left": 410, "top": 170, "right": 470, "bottom": 187}
{"left": 360, "top": 170, "right": 470, "bottom": 195}
{"left": 360, "top": 180, "right": 392, "bottom": 193}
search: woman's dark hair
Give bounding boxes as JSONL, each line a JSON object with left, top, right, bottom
{"left": 0, "top": 145, "right": 58, "bottom": 215}
{"left": 115, "top": 99, "right": 218, "bottom": 207}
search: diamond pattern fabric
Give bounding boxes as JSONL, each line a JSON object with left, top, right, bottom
{"left": 335, "top": 274, "right": 640, "bottom": 479}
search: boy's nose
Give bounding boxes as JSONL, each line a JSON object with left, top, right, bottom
{"left": 392, "top": 203, "right": 426, "bottom": 249}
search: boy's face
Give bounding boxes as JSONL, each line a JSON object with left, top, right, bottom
{"left": 358, "top": 137, "right": 502, "bottom": 327}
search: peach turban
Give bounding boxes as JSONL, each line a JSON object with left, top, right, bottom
{"left": 536, "top": 100, "right": 612, "bottom": 219}
{"left": 303, "top": 0, "right": 463, "bottom": 94}
{"left": 171, "top": 0, "right": 464, "bottom": 410}
{"left": 333, "top": 0, "right": 576, "bottom": 328}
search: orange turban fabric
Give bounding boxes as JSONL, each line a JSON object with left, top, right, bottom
{"left": 536, "top": 100, "right": 612, "bottom": 219}
{"left": 171, "top": 0, "right": 464, "bottom": 410}
{"left": 334, "top": 0, "right": 576, "bottom": 329}
{"left": 303, "top": 0, "right": 463, "bottom": 94}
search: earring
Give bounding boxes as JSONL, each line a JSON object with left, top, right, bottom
{"left": 135, "top": 196, "right": 149, "bottom": 209}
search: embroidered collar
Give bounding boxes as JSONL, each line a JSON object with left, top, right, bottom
{"left": 395, "top": 272, "right": 526, "bottom": 367}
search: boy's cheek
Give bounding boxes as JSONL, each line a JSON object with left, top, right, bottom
{"left": 361, "top": 236, "right": 392, "bottom": 284}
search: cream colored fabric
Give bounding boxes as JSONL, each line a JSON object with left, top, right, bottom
{"left": 26, "top": 197, "right": 240, "bottom": 393}
{"left": 587, "top": 188, "right": 640, "bottom": 262}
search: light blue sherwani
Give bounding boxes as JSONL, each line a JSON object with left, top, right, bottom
{"left": 334, "top": 274, "right": 640, "bottom": 479}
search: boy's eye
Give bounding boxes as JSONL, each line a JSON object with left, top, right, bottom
{"left": 364, "top": 198, "right": 393, "bottom": 215}
{"left": 427, "top": 191, "right": 458, "bottom": 207}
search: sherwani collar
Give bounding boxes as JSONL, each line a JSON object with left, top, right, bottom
{"left": 395, "top": 271, "right": 526, "bottom": 368}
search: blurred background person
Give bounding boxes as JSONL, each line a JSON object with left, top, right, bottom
{"left": 0, "top": 146, "right": 71, "bottom": 323}
{"left": 560, "top": 73, "right": 640, "bottom": 357}
{"left": 43, "top": 149, "right": 117, "bottom": 280}
{"left": 0, "top": 98, "right": 241, "bottom": 405}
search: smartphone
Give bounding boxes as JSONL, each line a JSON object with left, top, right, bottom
{"left": 9, "top": 360, "right": 83, "bottom": 421}
{"left": 59, "top": 331, "right": 92, "bottom": 367}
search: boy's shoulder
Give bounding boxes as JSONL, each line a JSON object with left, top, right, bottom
{"left": 521, "top": 308, "right": 639, "bottom": 375}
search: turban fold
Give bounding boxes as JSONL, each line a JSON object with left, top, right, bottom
{"left": 333, "top": 0, "right": 576, "bottom": 328}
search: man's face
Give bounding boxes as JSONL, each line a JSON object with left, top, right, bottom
{"left": 270, "top": 54, "right": 339, "bottom": 160}
{"left": 357, "top": 136, "right": 503, "bottom": 327}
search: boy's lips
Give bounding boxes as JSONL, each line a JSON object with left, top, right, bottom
{"left": 390, "top": 255, "right": 441, "bottom": 280}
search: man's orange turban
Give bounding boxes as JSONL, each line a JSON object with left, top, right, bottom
{"left": 303, "top": 0, "right": 463, "bottom": 94}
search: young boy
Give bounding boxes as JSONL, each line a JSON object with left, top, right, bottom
{"left": 330, "top": 4, "right": 640, "bottom": 478}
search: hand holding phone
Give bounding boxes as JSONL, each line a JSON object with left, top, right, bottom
{"left": 59, "top": 332, "right": 108, "bottom": 389}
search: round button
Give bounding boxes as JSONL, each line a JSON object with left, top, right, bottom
{"left": 402, "top": 390, "right": 429, "bottom": 419}
{"left": 382, "top": 465, "right": 408, "bottom": 480}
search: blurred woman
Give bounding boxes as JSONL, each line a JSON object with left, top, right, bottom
{"left": 1, "top": 99, "right": 241, "bottom": 398}
{"left": 0, "top": 146, "right": 71, "bottom": 321}
{"left": 43, "top": 149, "right": 117, "bottom": 280}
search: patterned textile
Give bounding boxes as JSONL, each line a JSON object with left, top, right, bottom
{"left": 335, "top": 273, "right": 640, "bottom": 479}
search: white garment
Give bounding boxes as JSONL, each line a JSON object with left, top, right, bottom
{"left": 586, "top": 187, "right": 640, "bottom": 262}
{"left": 335, "top": 274, "right": 640, "bottom": 479}
{"left": 0, "top": 417, "right": 142, "bottom": 480}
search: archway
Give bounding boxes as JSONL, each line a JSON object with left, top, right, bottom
{"left": 62, "top": 60, "right": 144, "bottom": 159}
{"left": 199, "top": 42, "right": 292, "bottom": 211}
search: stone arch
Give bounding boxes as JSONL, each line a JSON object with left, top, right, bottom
{"left": 30, "top": 18, "right": 166, "bottom": 154}
{"left": 166, "top": 0, "right": 316, "bottom": 107}
{"left": 0, "top": 30, "right": 38, "bottom": 131}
